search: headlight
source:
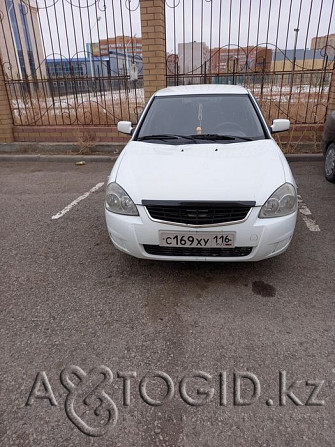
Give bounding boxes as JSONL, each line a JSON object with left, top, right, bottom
{"left": 259, "top": 183, "right": 297, "bottom": 218}
{"left": 105, "top": 182, "right": 138, "bottom": 215}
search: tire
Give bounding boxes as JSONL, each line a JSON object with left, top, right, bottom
{"left": 325, "top": 143, "right": 335, "bottom": 183}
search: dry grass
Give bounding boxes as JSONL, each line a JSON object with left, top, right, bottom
{"left": 274, "top": 125, "right": 322, "bottom": 154}
{"left": 12, "top": 89, "right": 145, "bottom": 126}
{"left": 256, "top": 95, "right": 325, "bottom": 153}
{"left": 75, "top": 128, "right": 98, "bottom": 154}
{"left": 258, "top": 95, "right": 327, "bottom": 125}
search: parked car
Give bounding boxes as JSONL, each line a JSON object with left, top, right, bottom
{"left": 105, "top": 84, "right": 297, "bottom": 262}
{"left": 321, "top": 110, "right": 335, "bottom": 183}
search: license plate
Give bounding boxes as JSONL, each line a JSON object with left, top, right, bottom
{"left": 160, "top": 232, "right": 235, "bottom": 248}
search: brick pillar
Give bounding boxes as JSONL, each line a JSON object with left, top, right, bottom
{"left": 0, "top": 57, "right": 14, "bottom": 142}
{"left": 140, "top": 0, "right": 166, "bottom": 103}
{"left": 327, "top": 66, "right": 335, "bottom": 118}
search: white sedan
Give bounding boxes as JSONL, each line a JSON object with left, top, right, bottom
{"left": 105, "top": 84, "right": 297, "bottom": 261}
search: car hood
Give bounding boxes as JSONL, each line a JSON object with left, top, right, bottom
{"left": 115, "top": 139, "right": 287, "bottom": 206}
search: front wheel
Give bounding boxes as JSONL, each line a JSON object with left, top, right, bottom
{"left": 325, "top": 143, "right": 335, "bottom": 183}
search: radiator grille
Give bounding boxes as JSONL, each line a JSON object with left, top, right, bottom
{"left": 143, "top": 201, "right": 255, "bottom": 225}
{"left": 143, "top": 245, "right": 253, "bottom": 257}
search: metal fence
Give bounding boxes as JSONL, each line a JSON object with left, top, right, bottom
{"left": 0, "top": 0, "right": 335, "bottom": 127}
{"left": 0, "top": 0, "right": 144, "bottom": 126}
{"left": 165, "top": 0, "right": 335, "bottom": 124}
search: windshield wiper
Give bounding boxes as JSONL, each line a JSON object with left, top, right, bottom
{"left": 137, "top": 134, "right": 198, "bottom": 142}
{"left": 191, "top": 134, "right": 253, "bottom": 142}
{"left": 137, "top": 134, "right": 253, "bottom": 143}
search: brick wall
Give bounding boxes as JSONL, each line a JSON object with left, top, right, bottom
{"left": 140, "top": 0, "right": 166, "bottom": 102}
{"left": 0, "top": 57, "right": 14, "bottom": 142}
{"left": 13, "top": 126, "right": 130, "bottom": 143}
{"left": 274, "top": 124, "right": 324, "bottom": 151}
{"left": 12, "top": 123, "right": 323, "bottom": 153}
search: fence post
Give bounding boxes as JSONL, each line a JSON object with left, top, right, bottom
{"left": 140, "top": 0, "right": 166, "bottom": 103}
{"left": 0, "top": 56, "right": 14, "bottom": 142}
{"left": 327, "top": 64, "right": 335, "bottom": 118}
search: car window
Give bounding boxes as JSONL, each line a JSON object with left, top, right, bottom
{"left": 136, "top": 94, "right": 267, "bottom": 141}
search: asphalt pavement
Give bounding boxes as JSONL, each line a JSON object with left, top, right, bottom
{"left": 0, "top": 159, "right": 334, "bottom": 447}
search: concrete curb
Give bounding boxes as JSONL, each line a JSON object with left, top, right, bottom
{"left": 0, "top": 154, "right": 118, "bottom": 162}
{"left": 286, "top": 154, "right": 323, "bottom": 161}
{"left": 0, "top": 153, "right": 323, "bottom": 163}
{"left": 0, "top": 142, "right": 125, "bottom": 154}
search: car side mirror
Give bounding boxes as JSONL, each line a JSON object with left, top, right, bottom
{"left": 270, "top": 119, "right": 290, "bottom": 133}
{"left": 117, "top": 121, "right": 133, "bottom": 135}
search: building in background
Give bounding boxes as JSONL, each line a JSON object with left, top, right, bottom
{"left": 87, "top": 36, "right": 142, "bottom": 88}
{"left": 210, "top": 46, "right": 272, "bottom": 74}
{"left": 310, "top": 33, "right": 335, "bottom": 51}
{"left": 271, "top": 48, "right": 327, "bottom": 71}
{"left": 0, "top": 0, "right": 46, "bottom": 80}
{"left": 90, "top": 36, "right": 142, "bottom": 58}
{"left": 166, "top": 53, "right": 178, "bottom": 74}
{"left": 166, "top": 53, "right": 178, "bottom": 86}
{"left": 176, "top": 42, "right": 272, "bottom": 84}
{"left": 271, "top": 48, "right": 329, "bottom": 86}
{"left": 178, "top": 42, "right": 210, "bottom": 81}
{"left": 46, "top": 51, "right": 143, "bottom": 95}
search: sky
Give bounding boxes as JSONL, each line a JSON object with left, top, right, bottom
{"left": 165, "top": 0, "right": 335, "bottom": 53}
{"left": 36, "top": 0, "right": 335, "bottom": 59}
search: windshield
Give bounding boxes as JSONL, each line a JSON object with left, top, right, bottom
{"left": 135, "top": 93, "right": 267, "bottom": 144}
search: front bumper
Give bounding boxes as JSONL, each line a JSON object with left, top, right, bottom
{"left": 105, "top": 206, "right": 297, "bottom": 262}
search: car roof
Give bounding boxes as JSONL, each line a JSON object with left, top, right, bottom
{"left": 154, "top": 84, "right": 249, "bottom": 96}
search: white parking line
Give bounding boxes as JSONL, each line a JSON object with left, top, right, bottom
{"left": 52, "top": 182, "right": 105, "bottom": 220}
{"left": 297, "top": 195, "right": 320, "bottom": 232}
